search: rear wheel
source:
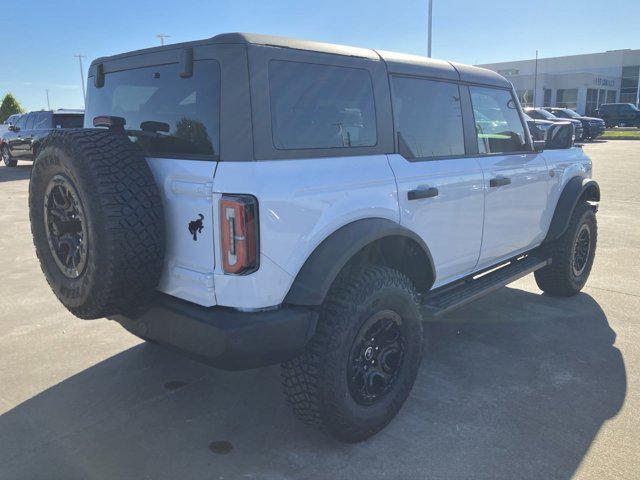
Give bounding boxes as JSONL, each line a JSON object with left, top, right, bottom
{"left": 535, "top": 202, "right": 597, "bottom": 296}
{"left": 2, "top": 145, "right": 17, "bottom": 167}
{"left": 281, "top": 266, "right": 424, "bottom": 442}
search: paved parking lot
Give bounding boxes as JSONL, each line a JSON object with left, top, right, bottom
{"left": 1, "top": 141, "right": 639, "bottom": 480}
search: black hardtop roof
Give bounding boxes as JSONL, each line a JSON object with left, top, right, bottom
{"left": 90, "top": 32, "right": 510, "bottom": 88}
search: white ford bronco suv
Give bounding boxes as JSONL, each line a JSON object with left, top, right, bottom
{"left": 29, "top": 33, "right": 599, "bottom": 442}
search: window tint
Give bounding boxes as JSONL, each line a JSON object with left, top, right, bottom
{"left": 470, "top": 87, "right": 527, "bottom": 154}
{"left": 268, "top": 60, "right": 377, "bottom": 150}
{"left": 24, "top": 113, "right": 36, "bottom": 130}
{"left": 53, "top": 114, "right": 83, "bottom": 129}
{"left": 15, "top": 115, "right": 26, "bottom": 129}
{"left": 391, "top": 76, "right": 465, "bottom": 158}
{"left": 85, "top": 60, "right": 220, "bottom": 158}
{"left": 34, "top": 112, "right": 51, "bottom": 129}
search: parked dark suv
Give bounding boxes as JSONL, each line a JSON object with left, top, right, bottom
{"left": 595, "top": 103, "right": 640, "bottom": 128}
{"left": 543, "top": 107, "right": 606, "bottom": 140}
{"left": 1, "top": 109, "right": 84, "bottom": 167}
{"left": 524, "top": 107, "right": 583, "bottom": 141}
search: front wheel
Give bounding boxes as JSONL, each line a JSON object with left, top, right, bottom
{"left": 535, "top": 202, "right": 597, "bottom": 296}
{"left": 2, "top": 145, "right": 17, "bottom": 167}
{"left": 281, "top": 266, "right": 424, "bottom": 442}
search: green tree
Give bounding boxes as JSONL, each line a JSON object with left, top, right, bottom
{"left": 0, "top": 93, "right": 25, "bottom": 123}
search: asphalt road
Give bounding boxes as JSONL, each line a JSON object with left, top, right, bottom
{"left": 1, "top": 141, "right": 638, "bottom": 480}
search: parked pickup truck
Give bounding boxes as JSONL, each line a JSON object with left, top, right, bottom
{"left": 595, "top": 103, "right": 640, "bottom": 128}
{"left": 28, "top": 33, "right": 599, "bottom": 443}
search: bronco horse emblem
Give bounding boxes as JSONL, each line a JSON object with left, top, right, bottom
{"left": 188, "top": 214, "right": 204, "bottom": 241}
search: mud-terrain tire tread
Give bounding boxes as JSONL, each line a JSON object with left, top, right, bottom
{"left": 281, "top": 265, "right": 423, "bottom": 442}
{"left": 29, "top": 129, "right": 164, "bottom": 319}
{"left": 535, "top": 201, "right": 597, "bottom": 296}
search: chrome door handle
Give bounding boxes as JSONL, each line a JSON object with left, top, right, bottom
{"left": 408, "top": 187, "right": 439, "bottom": 200}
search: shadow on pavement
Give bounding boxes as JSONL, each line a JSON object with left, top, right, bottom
{"left": 0, "top": 287, "right": 625, "bottom": 479}
{"left": 0, "top": 164, "right": 31, "bottom": 183}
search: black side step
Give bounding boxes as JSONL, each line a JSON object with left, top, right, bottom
{"left": 421, "top": 255, "right": 551, "bottom": 318}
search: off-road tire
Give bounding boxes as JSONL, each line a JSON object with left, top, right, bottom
{"left": 29, "top": 129, "right": 165, "bottom": 319}
{"left": 2, "top": 145, "right": 17, "bottom": 167}
{"left": 281, "top": 265, "right": 424, "bottom": 443}
{"left": 535, "top": 202, "right": 597, "bottom": 296}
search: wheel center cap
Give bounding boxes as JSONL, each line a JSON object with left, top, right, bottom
{"left": 364, "top": 346, "right": 374, "bottom": 360}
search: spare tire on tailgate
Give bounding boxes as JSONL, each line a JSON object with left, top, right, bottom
{"left": 29, "top": 129, "right": 165, "bottom": 319}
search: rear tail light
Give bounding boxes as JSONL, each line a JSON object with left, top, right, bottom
{"left": 219, "top": 195, "right": 259, "bottom": 274}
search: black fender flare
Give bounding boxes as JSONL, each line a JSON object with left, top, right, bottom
{"left": 284, "top": 218, "right": 435, "bottom": 306}
{"left": 544, "top": 177, "right": 600, "bottom": 243}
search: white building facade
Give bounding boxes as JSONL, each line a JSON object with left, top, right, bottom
{"left": 479, "top": 49, "right": 640, "bottom": 116}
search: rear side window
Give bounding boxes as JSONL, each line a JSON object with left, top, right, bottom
{"left": 85, "top": 60, "right": 220, "bottom": 159}
{"left": 391, "top": 76, "right": 465, "bottom": 158}
{"left": 268, "top": 60, "right": 377, "bottom": 150}
{"left": 470, "top": 87, "right": 527, "bottom": 154}
{"left": 53, "top": 114, "right": 83, "bottom": 129}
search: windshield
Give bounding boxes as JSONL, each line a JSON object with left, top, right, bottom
{"left": 534, "top": 109, "right": 557, "bottom": 120}
{"left": 561, "top": 109, "right": 581, "bottom": 118}
{"left": 85, "top": 60, "right": 221, "bottom": 159}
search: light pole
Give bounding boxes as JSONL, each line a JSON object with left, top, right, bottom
{"left": 156, "top": 34, "right": 170, "bottom": 46}
{"left": 45, "top": 89, "right": 51, "bottom": 110}
{"left": 533, "top": 50, "right": 538, "bottom": 108}
{"left": 74, "top": 54, "right": 86, "bottom": 108}
{"left": 427, "top": 0, "right": 433, "bottom": 58}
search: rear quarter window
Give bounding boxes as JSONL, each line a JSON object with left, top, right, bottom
{"left": 268, "top": 60, "right": 377, "bottom": 150}
{"left": 85, "top": 59, "right": 221, "bottom": 159}
{"left": 53, "top": 114, "right": 83, "bottom": 129}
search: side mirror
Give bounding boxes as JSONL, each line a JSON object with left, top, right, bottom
{"left": 545, "top": 123, "right": 574, "bottom": 150}
{"left": 10, "top": 125, "right": 20, "bottom": 132}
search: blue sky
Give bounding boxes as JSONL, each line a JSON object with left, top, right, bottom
{"left": 1, "top": 0, "right": 638, "bottom": 112}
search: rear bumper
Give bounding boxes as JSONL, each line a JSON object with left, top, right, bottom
{"left": 109, "top": 294, "right": 318, "bottom": 370}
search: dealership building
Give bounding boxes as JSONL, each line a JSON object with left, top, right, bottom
{"left": 478, "top": 49, "right": 640, "bottom": 116}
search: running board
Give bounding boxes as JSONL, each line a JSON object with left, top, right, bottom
{"left": 421, "top": 255, "right": 551, "bottom": 318}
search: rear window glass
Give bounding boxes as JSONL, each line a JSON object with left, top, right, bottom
{"left": 268, "top": 60, "right": 377, "bottom": 150}
{"left": 53, "top": 114, "right": 83, "bottom": 129}
{"left": 85, "top": 60, "right": 220, "bottom": 159}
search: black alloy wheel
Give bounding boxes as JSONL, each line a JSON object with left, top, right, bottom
{"left": 348, "top": 310, "right": 405, "bottom": 406}
{"left": 43, "top": 174, "right": 88, "bottom": 279}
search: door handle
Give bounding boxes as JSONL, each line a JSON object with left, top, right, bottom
{"left": 408, "top": 187, "right": 439, "bottom": 200}
{"left": 489, "top": 177, "right": 511, "bottom": 188}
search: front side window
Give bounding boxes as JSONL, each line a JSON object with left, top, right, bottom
{"left": 15, "top": 115, "right": 26, "bottom": 129}
{"left": 24, "top": 113, "right": 36, "bottom": 130}
{"left": 34, "top": 112, "right": 51, "bottom": 129}
{"left": 470, "top": 87, "right": 527, "bottom": 154}
{"left": 391, "top": 76, "right": 465, "bottom": 158}
{"left": 268, "top": 60, "right": 377, "bottom": 150}
{"left": 85, "top": 60, "right": 221, "bottom": 158}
